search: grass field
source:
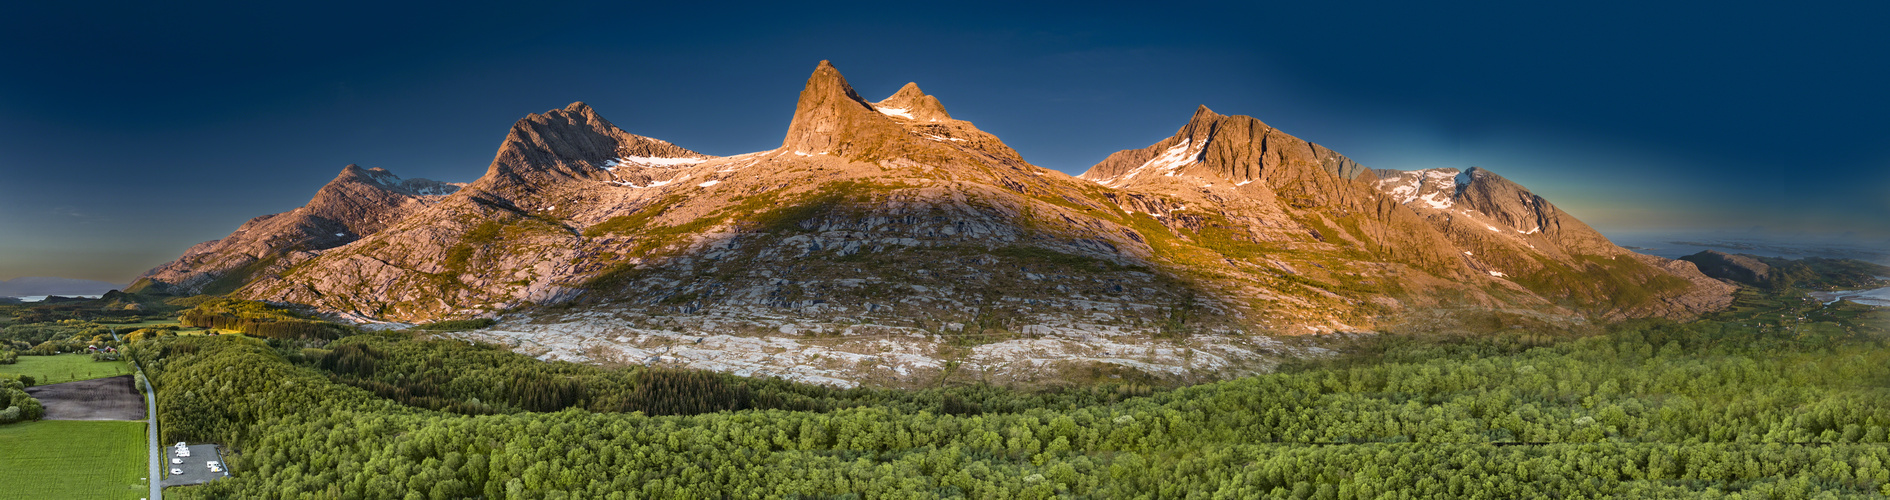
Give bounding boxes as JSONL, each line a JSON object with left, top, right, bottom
{"left": 99, "top": 317, "right": 180, "bottom": 329}
{"left": 0, "top": 420, "right": 146, "bottom": 500}
{"left": 0, "top": 354, "right": 132, "bottom": 385}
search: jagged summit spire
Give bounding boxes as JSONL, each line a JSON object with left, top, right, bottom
{"left": 888, "top": 82, "right": 925, "bottom": 101}
{"left": 780, "top": 60, "right": 909, "bottom": 157}
{"left": 1180, "top": 104, "right": 1240, "bottom": 135}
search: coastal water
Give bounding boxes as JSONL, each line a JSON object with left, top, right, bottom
{"left": 1809, "top": 286, "right": 1890, "bottom": 307}
{"left": 6, "top": 294, "right": 104, "bottom": 302}
{"left": 1606, "top": 231, "right": 1890, "bottom": 265}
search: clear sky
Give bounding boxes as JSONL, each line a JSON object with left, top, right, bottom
{"left": 3, "top": 1, "right": 1886, "bottom": 283}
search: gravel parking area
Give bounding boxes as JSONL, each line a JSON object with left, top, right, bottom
{"left": 161, "top": 443, "right": 230, "bottom": 487}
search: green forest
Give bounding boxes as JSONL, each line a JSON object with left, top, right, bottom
{"left": 113, "top": 291, "right": 1883, "bottom": 498}
{"left": 5, "top": 261, "right": 1888, "bottom": 498}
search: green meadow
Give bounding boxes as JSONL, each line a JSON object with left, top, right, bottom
{"left": 0, "top": 420, "right": 147, "bottom": 500}
{"left": 0, "top": 354, "right": 131, "bottom": 385}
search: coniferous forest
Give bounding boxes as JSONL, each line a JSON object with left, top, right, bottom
{"left": 100, "top": 283, "right": 1885, "bottom": 499}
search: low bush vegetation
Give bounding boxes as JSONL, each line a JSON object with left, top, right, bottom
{"left": 0, "top": 377, "right": 44, "bottom": 424}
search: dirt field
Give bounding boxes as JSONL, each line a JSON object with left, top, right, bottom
{"left": 25, "top": 375, "right": 146, "bottom": 421}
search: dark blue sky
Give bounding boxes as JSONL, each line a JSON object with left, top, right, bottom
{"left": 3, "top": 1, "right": 1886, "bottom": 283}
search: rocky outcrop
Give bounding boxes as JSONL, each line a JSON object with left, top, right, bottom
{"left": 1680, "top": 250, "right": 1772, "bottom": 285}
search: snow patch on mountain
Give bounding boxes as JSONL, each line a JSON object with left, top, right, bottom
{"left": 604, "top": 156, "right": 708, "bottom": 169}
{"left": 1373, "top": 168, "right": 1463, "bottom": 209}
{"left": 1091, "top": 139, "right": 1207, "bottom": 186}
{"left": 1147, "top": 139, "right": 1202, "bottom": 176}
{"left": 875, "top": 107, "right": 913, "bottom": 119}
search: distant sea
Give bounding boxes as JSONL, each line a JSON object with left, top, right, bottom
{"left": 1607, "top": 230, "right": 1890, "bottom": 266}
{"left": 1809, "top": 287, "right": 1890, "bottom": 307}
{"left": 1609, "top": 230, "right": 1890, "bottom": 307}
{"left": 5, "top": 294, "right": 105, "bottom": 302}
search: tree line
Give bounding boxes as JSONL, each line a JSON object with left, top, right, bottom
{"left": 0, "top": 376, "right": 44, "bottom": 425}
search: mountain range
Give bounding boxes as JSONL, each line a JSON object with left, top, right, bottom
{"left": 130, "top": 61, "right": 1734, "bottom": 386}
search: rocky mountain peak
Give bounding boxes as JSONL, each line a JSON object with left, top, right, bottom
{"left": 474, "top": 101, "right": 706, "bottom": 193}
{"left": 327, "top": 164, "right": 461, "bottom": 198}
{"left": 1446, "top": 167, "right": 1619, "bottom": 255}
{"left": 563, "top": 101, "right": 597, "bottom": 115}
{"left": 779, "top": 60, "right": 909, "bottom": 158}
{"left": 335, "top": 163, "right": 399, "bottom": 186}
{"left": 1080, "top": 105, "right": 1373, "bottom": 191}
{"left": 873, "top": 82, "right": 952, "bottom": 123}
{"left": 1186, "top": 104, "right": 1223, "bottom": 126}
{"left": 1163, "top": 105, "right": 1232, "bottom": 151}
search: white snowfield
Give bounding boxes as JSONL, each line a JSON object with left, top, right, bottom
{"left": 1093, "top": 138, "right": 1207, "bottom": 186}
{"left": 875, "top": 107, "right": 914, "bottom": 119}
{"left": 1373, "top": 168, "right": 1460, "bottom": 209}
{"left": 605, "top": 179, "right": 676, "bottom": 189}
{"left": 603, "top": 156, "right": 709, "bottom": 170}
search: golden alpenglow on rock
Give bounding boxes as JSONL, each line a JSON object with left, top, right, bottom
{"left": 23, "top": 4, "right": 1890, "bottom": 498}
{"left": 132, "top": 61, "right": 1739, "bottom": 388}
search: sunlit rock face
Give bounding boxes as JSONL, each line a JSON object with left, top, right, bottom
{"left": 137, "top": 61, "right": 1734, "bottom": 387}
